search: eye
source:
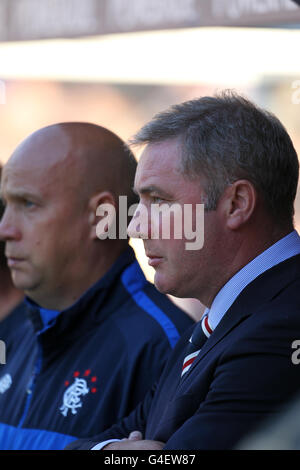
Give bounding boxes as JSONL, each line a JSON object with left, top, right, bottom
{"left": 151, "top": 196, "right": 165, "bottom": 204}
{"left": 23, "top": 199, "right": 35, "bottom": 208}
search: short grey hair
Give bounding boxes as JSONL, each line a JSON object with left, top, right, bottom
{"left": 130, "top": 91, "right": 299, "bottom": 225}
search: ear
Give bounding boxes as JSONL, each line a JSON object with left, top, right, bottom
{"left": 88, "top": 191, "right": 117, "bottom": 240}
{"left": 223, "top": 180, "right": 257, "bottom": 230}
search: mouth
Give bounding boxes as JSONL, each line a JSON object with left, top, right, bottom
{"left": 146, "top": 254, "right": 164, "bottom": 268}
{"left": 6, "top": 256, "right": 25, "bottom": 268}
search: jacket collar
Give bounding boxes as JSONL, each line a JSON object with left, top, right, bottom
{"left": 182, "top": 254, "right": 300, "bottom": 381}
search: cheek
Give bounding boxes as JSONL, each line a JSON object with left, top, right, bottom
{"left": 30, "top": 226, "right": 61, "bottom": 262}
{"left": 171, "top": 243, "right": 200, "bottom": 276}
{"left": 161, "top": 239, "right": 186, "bottom": 265}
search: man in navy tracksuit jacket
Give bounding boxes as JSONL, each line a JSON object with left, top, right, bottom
{"left": 0, "top": 123, "right": 194, "bottom": 450}
{"left": 0, "top": 247, "right": 192, "bottom": 449}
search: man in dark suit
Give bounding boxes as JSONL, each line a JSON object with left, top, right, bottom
{"left": 67, "top": 91, "right": 300, "bottom": 450}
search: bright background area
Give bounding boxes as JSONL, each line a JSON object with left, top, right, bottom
{"left": 0, "top": 26, "right": 300, "bottom": 319}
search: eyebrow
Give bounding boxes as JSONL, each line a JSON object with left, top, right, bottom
{"left": 1, "top": 188, "right": 42, "bottom": 203}
{"left": 132, "top": 185, "right": 172, "bottom": 198}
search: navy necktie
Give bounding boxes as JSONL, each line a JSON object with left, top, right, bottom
{"left": 181, "top": 313, "right": 213, "bottom": 377}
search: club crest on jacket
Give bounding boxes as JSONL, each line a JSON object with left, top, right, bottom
{"left": 59, "top": 370, "right": 98, "bottom": 417}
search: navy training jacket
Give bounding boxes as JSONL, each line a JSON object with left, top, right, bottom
{"left": 0, "top": 247, "right": 194, "bottom": 449}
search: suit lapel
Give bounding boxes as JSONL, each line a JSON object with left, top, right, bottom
{"left": 181, "top": 254, "right": 300, "bottom": 383}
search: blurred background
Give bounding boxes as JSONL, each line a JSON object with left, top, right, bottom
{"left": 0, "top": 0, "right": 300, "bottom": 319}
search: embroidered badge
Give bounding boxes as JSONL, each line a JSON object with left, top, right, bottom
{"left": 59, "top": 370, "right": 97, "bottom": 417}
{"left": 0, "top": 373, "right": 12, "bottom": 394}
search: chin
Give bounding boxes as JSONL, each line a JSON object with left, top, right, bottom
{"left": 10, "top": 273, "right": 26, "bottom": 290}
{"left": 11, "top": 273, "right": 35, "bottom": 292}
{"left": 154, "top": 272, "right": 181, "bottom": 297}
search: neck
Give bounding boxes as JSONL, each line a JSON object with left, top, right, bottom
{"left": 202, "top": 224, "right": 293, "bottom": 308}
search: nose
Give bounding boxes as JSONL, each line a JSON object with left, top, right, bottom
{"left": 127, "top": 202, "right": 150, "bottom": 239}
{"left": 0, "top": 206, "right": 21, "bottom": 242}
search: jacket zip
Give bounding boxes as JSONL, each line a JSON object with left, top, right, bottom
{"left": 17, "top": 342, "right": 43, "bottom": 428}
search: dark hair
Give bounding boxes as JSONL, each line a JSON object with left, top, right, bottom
{"left": 130, "top": 90, "right": 299, "bottom": 226}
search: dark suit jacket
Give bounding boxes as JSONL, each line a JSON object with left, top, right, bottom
{"left": 67, "top": 255, "right": 300, "bottom": 449}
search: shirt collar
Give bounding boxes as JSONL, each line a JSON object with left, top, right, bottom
{"left": 205, "top": 230, "right": 300, "bottom": 331}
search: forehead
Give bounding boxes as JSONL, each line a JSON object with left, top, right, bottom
{"left": 1, "top": 128, "right": 73, "bottom": 197}
{"left": 135, "top": 139, "right": 182, "bottom": 188}
{"left": 1, "top": 159, "right": 48, "bottom": 197}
